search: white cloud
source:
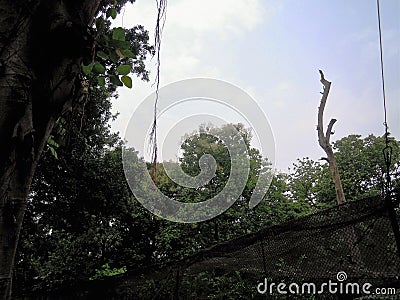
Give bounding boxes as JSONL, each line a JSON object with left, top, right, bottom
{"left": 113, "top": 0, "right": 269, "bottom": 84}
{"left": 111, "top": 0, "right": 270, "bottom": 137}
{"left": 167, "top": 0, "right": 265, "bottom": 36}
{"left": 109, "top": 1, "right": 399, "bottom": 172}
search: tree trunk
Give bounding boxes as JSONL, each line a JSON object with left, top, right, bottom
{"left": 0, "top": 1, "right": 100, "bottom": 298}
{"left": 316, "top": 70, "right": 362, "bottom": 266}
{"left": 317, "top": 70, "right": 346, "bottom": 205}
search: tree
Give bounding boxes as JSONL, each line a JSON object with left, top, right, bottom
{"left": 11, "top": 24, "right": 156, "bottom": 293}
{"left": 315, "top": 71, "right": 400, "bottom": 264}
{"left": 15, "top": 147, "right": 157, "bottom": 294}
{"left": 316, "top": 70, "right": 346, "bottom": 205}
{"left": 152, "top": 124, "right": 307, "bottom": 261}
{"left": 334, "top": 134, "right": 400, "bottom": 200}
{"left": 288, "top": 135, "right": 400, "bottom": 208}
{"left": 0, "top": 1, "right": 164, "bottom": 297}
{"left": 288, "top": 157, "right": 328, "bottom": 208}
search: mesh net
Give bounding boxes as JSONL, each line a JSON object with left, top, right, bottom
{"left": 184, "top": 194, "right": 399, "bottom": 280}
{"left": 44, "top": 192, "right": 400, "bottom": 299}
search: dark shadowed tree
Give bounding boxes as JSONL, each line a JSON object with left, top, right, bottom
{"left": 14, "top": 60, "right": 156, "bottom": 294}
{"left": 0, "top": 1, "right": 165, "bottom": 297}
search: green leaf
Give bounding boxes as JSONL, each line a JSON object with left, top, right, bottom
{"left": 109, "top": 51, "right": 119, "bottom": 63}
{"left": 95, "top": 17, "right": 105, "bottom": 31}
{"left": 106, "top": 7, "right": 117, "bottom": 19}
{"left": 47, "top": 136, "right": 59, "bottom": 159}
{"left": 116, "top": 64, "right": 131, "bottom": 75}
{"left": 121, "top": 75, "right": 132, "bottom": 88}
{"left": 109, "top": 39, "right": 130, "bottom": 50}
{"left": 112, "top": 27, "right": 125, "bottom": 41}
{"left": 97, "top": 76, "right": 106, "bottom": 87}
{"left": 93, "top": 62, "right": 106, "bottom": 74}
{"left": 82, "top": 62, "right": 94, "bottom": 75}
{"left": 121, "top": 48, "right": 136, "bottom": 59}
{"left": 56, "top": 116, "right": 66, "bottom": 125}
{"left": 96, "top": 51, "right": 109, "bottom": 60}
{"left": 49, "top": 146, "right": 58, "bottom": 159}
{"left": 47, "top": 136, "right": 59, "bottom": 148}
{"left": 109, "top": 75, "right": 123, "bottom": 86}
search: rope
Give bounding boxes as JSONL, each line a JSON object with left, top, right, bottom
{"left": 150, "top": 0, "right": 167, "bottom": 183}
{"left": 376, "top": 0, "right": 388, "bottom": 134}
{"left": 376, "top": 0, "right": 392, "bottom": 195}
{"left": 376, "top": 0, "right": 400, "bottom": 258}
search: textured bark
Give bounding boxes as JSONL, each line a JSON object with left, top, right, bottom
{"left": 317, "top": 70, "right": 346, "bottom": 205}
{"left": 0, "top": 1, "right": 100, "bottom": 298}
{"left": 316, "top": 70, "right": 362, "bottom": 266}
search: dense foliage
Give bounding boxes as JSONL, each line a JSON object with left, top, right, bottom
{"left": 14, "top": 24, "right": 156, "bottom": 293}
{"left": 14, "top": 102, "right": 400, "bottom": 295}
{"left": 12, "top": 17, "right": 400, "bottom": 292}
{"left": 4, "top": 1, "right": 399, "bottom": 297}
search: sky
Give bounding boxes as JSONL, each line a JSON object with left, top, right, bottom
{"left": 110, "top": 0, "right": 399, "bottom": 172}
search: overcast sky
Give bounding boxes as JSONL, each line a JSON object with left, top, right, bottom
{"left": 110, "top": 0, "right": 399, "bottom": 172}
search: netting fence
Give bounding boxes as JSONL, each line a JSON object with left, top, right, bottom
{"left": 27, "top": 191, "right": 400, "bottom": 299}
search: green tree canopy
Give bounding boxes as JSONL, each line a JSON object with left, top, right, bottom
{"left": 289, "top": 134, "right": 400, "bottom": 208}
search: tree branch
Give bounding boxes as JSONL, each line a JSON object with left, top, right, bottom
{"left": 326, "top": 118, "right": 337, "bottom": 143}
{"left": 317, "top": 70, "right": 331, "bottom": 150}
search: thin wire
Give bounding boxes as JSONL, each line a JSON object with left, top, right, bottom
{"left": 376, "top": 0, "right": 388, "bottom": 136}
{"left": 150, "top": 0, "right": 167, "bottom": 183}
{"left": 377, "top": 0, "right": 393, "bottom": 198}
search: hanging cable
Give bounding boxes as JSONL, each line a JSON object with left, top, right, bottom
{"left": 377, "top": 0, "right": 388, "bottom": 133}
{"left": 376, "top": 0, "right": 400, "bottom": 258}
{"left": 150, "top": 0, "right": 167, "bottom": 183}
{"left": 376, "top": 0, "right": 392, "bottom": 195}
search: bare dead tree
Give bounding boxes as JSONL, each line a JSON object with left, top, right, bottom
{"left": 317, "top": 70, "right": 362, "bottom": 266}
{"left": 317, "top": 70, "right": 346, "bottom": 205}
